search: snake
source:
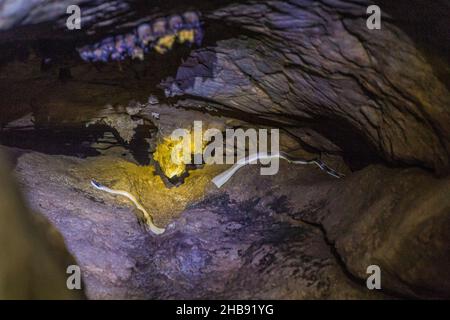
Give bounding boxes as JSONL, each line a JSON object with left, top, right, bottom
{"left": 90, "top": 180, "right": 165, "bottom": 235}
{"left": 211, "top": 151, "right": 344, "bottom": 188}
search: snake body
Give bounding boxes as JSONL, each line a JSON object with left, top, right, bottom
{"left": 90, "top": 180, "right": 165, "bottom": 235}
{"left": 211, "top": 151, "right": 344, "bottom": 188}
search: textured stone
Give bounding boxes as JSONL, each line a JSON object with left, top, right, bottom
{"left": 162, "top": 0, "right": 450, "bottom": 173}
{"left": 0, "top": 0, "right": 448, "bottom": 300}
{"left": 317, "top": 166, "right": 450, "bottom": 299}
{"left": 11, "top": 147, "right": 380, "bottom": 299}
{"left": 6, "top": 144, "right": 449, "bottom": 299}
{"left": 0, "top": 150, "right": 84, "bottom": 299}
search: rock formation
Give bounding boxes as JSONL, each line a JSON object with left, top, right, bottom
{"left": 0, "top": 0, "right": 448, "bottom": 299}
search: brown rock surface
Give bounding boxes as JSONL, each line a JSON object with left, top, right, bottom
{"left": 10, "top": 147, "right": 380, "bottom": 299}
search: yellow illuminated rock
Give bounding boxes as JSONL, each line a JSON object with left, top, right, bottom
{"left": 153, "top": 136, "right": 188, "bottom": 179}
{"left": 153, "top": 131, "right": 208, "bottom": 179}
{"left": 77, "top": 156, "right": 225, "bottom": 227}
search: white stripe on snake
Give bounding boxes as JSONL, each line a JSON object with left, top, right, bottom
{"left": 90, "top": 180, "right": 165, "bottom": 235}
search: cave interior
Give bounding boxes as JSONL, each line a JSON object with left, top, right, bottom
{"left": 0, "top": 0, "right": 449, "bottom": 300}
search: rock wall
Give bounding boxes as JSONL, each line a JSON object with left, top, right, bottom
{"left": 0, "top": 150, "right": 84, "bottom": 299}
{"left": 164, "top": 0, "right": 450, "bottom": 173}
{"left": 0, "top": 0, "right": 448, "bottom": 300}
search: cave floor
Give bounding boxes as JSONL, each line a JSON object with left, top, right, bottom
{"left": 4, "top": 145, "right": 386, "bottom": 299}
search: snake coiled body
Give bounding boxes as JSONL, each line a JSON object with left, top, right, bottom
{"left": 211, "top": 151, "right": 344, "bottom": 188}
{"left": 91, "top": 180, "right": 165, "bottom": 235}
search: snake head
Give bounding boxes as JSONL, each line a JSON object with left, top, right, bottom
{"left": 91, "top": 180, "right": 104, "bottom": 189}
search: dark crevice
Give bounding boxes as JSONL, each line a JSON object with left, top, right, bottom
{"left": 0, "top": 125, "right": 113, "bottom": 158}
